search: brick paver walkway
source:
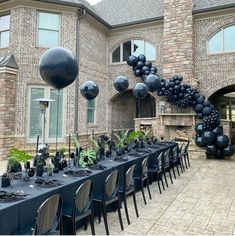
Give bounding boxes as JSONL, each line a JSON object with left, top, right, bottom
{"left": 78, "top": 159, "right": 235, "bottom": 235}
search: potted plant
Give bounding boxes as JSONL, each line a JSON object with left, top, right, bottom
{"left": 47, "top": 164, "right": 53, "bottom": 176}
{"left": 9, "top": 148, "right": 32, "bottom": 170}
{"left": 79, "top": 149, "right": 96, "bottom": 167}
{"left": 59, "top": 147, "right": 67, "bottom": 168}
{"left": 7, "top": 156, "right": 22, "bottom": 173}
{"left": 113, "top": 129, "right": 130, "bottom": 154}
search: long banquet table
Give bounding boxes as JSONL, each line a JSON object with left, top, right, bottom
{"left": 0, "top": 142, "right": 176, "bottom": 235}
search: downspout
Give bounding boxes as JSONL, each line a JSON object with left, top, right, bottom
{"left": 74, "top": 8, "right": 86, "bottom": 134}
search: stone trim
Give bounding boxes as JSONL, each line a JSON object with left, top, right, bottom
{"left": 0, "top": 67, "right": 18, "bottom": 75}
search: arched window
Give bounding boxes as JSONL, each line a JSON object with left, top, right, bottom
{"left": 208, "top": 25, "right": 235, "bottom": 54}
{"left": 112, "top": 39, "right": 156, "bottom": 63}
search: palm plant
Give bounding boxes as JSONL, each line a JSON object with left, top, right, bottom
{"left": 9, "top": 148, "right": 32, "bottom": 165}
{"left": 113, "top": 129, "right": 130, "bottom": 147}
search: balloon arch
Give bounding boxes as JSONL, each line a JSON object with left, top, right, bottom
{"left": 114, "top": 54, "right": 234, "bottom": 158}
{"left": 39, "top": 47, "right": 233, "bottom": 158}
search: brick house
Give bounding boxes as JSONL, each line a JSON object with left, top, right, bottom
{"left": 0, "top": 0, "right": 235, "bottom": 159}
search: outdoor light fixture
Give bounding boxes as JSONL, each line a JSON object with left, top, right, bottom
{"left": 34, "top": 98, "right": 55, "bottom": 150}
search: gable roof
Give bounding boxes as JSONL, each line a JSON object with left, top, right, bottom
{"left": 92, "top": 0, "right": 163, "bottom": 27}
{"left": 0, "top": 55, "right": 18, "bottom": 69}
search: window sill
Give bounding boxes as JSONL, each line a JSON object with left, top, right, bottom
{"left": 86, "top": 124, "right": 98, "bottom": 128}
{"left": 110, "top": 60, "right": 156, "bottom": 66}
{"left": 207, "top": 51, "right": 235, "bottom": 56}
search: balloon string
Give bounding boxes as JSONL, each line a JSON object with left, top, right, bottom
{"left": 56, "top": 90, "right": 60, "bottom": 151}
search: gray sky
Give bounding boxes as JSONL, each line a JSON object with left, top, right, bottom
{"left": 86, "top": 0, "right": 102, "bottom": 5}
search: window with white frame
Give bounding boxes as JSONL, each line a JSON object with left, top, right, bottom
{"left": 28, "top": 86, "right": 64, "bottom": 142}
{"left": 208, "top": 25, "right": 235, "bottom": 54}
{"left": 0, "top": 14, "right": 10, "bottom": 48}
{"left": 112, "top": 39, "right": 156, "bottom": 63}
{"left": 87, "top": 99, "right": 95, "bottom": 124}
{"left": 37, "top": 11, "right": 60, "bottom": 47}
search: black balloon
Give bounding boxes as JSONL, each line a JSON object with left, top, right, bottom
{"left": 213, "top": 126, "right": 223, "bottom": 136}
{"left": 216, "top": 135, "right": 229, "bottom": 149}
{"left": 203, "top": 100, "right": 211, "bottom": 107}
{"left": 80, "top": 81, "right": 99, "bottom": 100}
{"left": 194, "top": 104, "right": 204, "bottom": 113}
{"left": 127, "top": 55, "right": 138, "bottom": 67}
{"left": 222, "top": 145, "right": 234, "bottom": 156}
{"left": 134, "top": 69, "right": 141, "bottom": 77}
{"left": 136, "top": 61, "right": 145, "bottom": 69}
{"left": 138, "top": 54, "right": 146, "bottom": 62}
{"left": 133, "top": 83, "right": 148, "bottom": 100}
{"left": 195, "top": 123, "right": 205, "bottom": 136}
{"left": 196, "top": 95, "right": 206, "bottom": 104}
{"left": 144, "top": 74, "right": 161, "bottom": 92}
{"left": 114, "top": 76, "right": 129, "bottom": 92}
{"left": 195, "top": 136, "right": 206, "bottom": 147}
{"left": 145, "top": 61, "right": 152, "bottom": 68}
{"left": 39, "top": 47, "right": 78, "bottom": 90}
{"left": 141, "top": 66, "right": 150, "bottom": 75}
{"left": 197, "top": 113, "right": 203, "bottom": 119}
{"left": 201, "top": 131, "right": 216, "bottom": 145}
{"left": 206, "top": 144, "right": 218, "bottom": 155}
{"left": 202, "top": 106, "right": 213, "bottom": 116}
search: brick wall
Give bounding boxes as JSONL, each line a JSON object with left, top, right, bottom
{"left": 0, "top": 71, "right": 17, "bottom": 159}
{"left": 163, "top": 0, "right": 194, "bottom": 83}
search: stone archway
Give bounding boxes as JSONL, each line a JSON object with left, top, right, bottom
{"left": 110, "top": 90, "right": 156, "bottom": 130}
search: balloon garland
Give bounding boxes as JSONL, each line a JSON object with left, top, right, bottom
{"left": 113, "top": 54, "right": 234, "bottom": 158}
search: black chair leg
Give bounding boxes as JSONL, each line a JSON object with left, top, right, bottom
{"left": 160, "top": 173, "right": 165, "bottom": 190}
{"left": 123, "top": 194, "right": 130, "bottom": 225}
{"left": 179, "top": 157, "right": 184, "bottom": 172}
{"left": 163, "top": 170, "right": 169, "bottom": 187}
{"left": 102, "top": 204, "right": 109, "bottom": 235}
{"left": 156, "top": 174, "right": 162, "bottom": 194}
{"left": 184, "top": 155, "right": 188, "bottom": 169}
{"left": 187, "top": 154, "right": 190, "bottom": 167}
{"left": 176, "top": 164, "right": 180, "bottom": 176}
{"left": 98, "top": 203, "right": 102, "bottom": 223}
{"left": 168, "top": 169, "right": 173, "bottom": 184}
{"left": 89, "top": 214, "right": 95, "bottom": 235}
{"left": 140, "top": 181, "right": 147, "bottom": 205}
{"left": 146, "top": 178, "right": 152, "bottom": 199}
{"left": 172, "top": 165, "right": 176, "bottom": 179}
{"left": 84, "top": 217, "right": 88, "bottom": 231}
{"left": 117, "top": 196, "right": 124, "bottom": 231}
{"left": 133, "top": 191, "right": 139, "bottom": 218}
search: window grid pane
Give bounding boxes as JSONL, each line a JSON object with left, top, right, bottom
{"left": 49, "top": 90, "right": 63, "bottom": 138}
{"left": 38, "top": 12, "right": 59, "bottom": 30}
{"left": 87, "top": 100, "right": 95, "bottom": 123}
{"left": 208, "top": 30, "right": 222, "bottom": 53}
{"left": 112, "top": 46, "right": 120, "bottom": 63}
{"left": 224, "top": 25, "right": 235, "bottom": 52}
{"left": 0, "top": 31, "right": 9, "bottom": 48}
{"left": 29, "top": 88, "right": 44, "bottom": 139}
{"left": 123, "top": 41, "right": 131, "bottom": 62}
{"left": 145, "top": 41, "right": 156, "bottom": 60}
{"left": 0, "top": 15, "right": 10, "bottom": 31}
{"left": 133, "top": 40, "right": 144, "bottom": 57}
{"left": 38, "top": 29, "right": 59, "bottom": 47}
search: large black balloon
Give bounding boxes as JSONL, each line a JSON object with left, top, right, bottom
{"left": 144, "top": 74, "right": 161, "bottom": 92}
{"left": 201, "top": 131, "right": 216, "bottom": 145}
{"left": 216, "top": 135, "right": 229, "bottom": 149}
{"left": 222, "top": 145, "right": 234, "bottom": 156}
{"left": 127, "top": 55, "right": 138, "bottom": 67}
{"left": 213, "top": 126, "right": 223, "bottom": 136}
{"left": 206, "top": 145, "right": 218, "bottom": 155}
{"left": 39, "top": 47, "right": 78, "bottom": 90}
{"left": 80, "top": 81, "right": 99, "bottom": 100}
{"left": 114, "top": 76, "right": 129, "bottom": 92}
{"left": 133, "top": 83, "right": 148, "bottom": 100}
{"left": 202, "top": 106, "right": 213, "bottom": 116}
{"left": 195, "top": 136, "right": 206, "bottom": 147}
{"left": 195, "top": 123, "right": 205, "bottom": 136}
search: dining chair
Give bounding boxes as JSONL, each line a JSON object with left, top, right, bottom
{"left": 93, "top": 169, "right": 124, "bottom": 235}
{"left": 147, "top": 151, "right": 165, "bottom": 194}
{"left": 169, "top": 146, "right": 181, "bottom": 179}
{"left": 135, "top": 156, "right": 152, "bottom": 204}
{"left": 119, "top": 164, "right": 139, "bottom": 225}
{"left": 182, "top": 141, "right": 190, "bottom": 169}
{"left": 33, "top": 194, "right": 63, "bottom": 235}
{"left": 162, "top": 148, "right": 173, "bottom": 185}
{"left": 62, "top": 179, "right": 95, "bottom": 235}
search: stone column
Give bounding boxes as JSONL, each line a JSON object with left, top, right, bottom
{"left": 0, "top": 65, "right": 18, "bottom": 160}
{"left": 163, "top": 0, "right": 194, "bottom": 84}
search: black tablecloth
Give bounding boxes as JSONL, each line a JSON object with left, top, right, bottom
{"left": 0, "top": 142, "right": 175, "bottom": 235}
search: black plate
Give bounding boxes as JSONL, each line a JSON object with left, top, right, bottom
{"left": 64, "top": 169, "right": 92, "bottom": 177}
{"left": 35, "top": 178, "right": 61, "bottom": 188}
{"left": 0, "top": 191, "right": 26, "bottom": 202}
